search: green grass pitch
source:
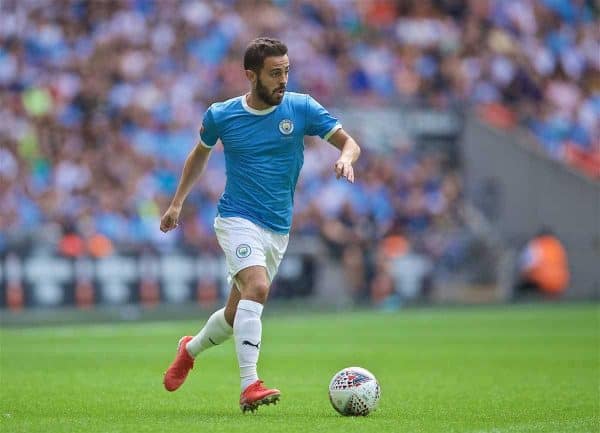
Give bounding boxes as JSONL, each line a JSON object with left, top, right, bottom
{"left": 1, "top": 304, "right": 598, "bottom": 433}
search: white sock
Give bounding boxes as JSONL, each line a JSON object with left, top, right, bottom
{"left": 186, "top": 308, "right": 233, "bottom": 357}
{"left": 234, "top": 299, "right": 264, "bottom": 391}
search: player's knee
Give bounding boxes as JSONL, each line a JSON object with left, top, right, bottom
{"left": 224, "top": 304, "right": 236, "bottom": 326}
{"left": 243, "top": 283, "right": 269, "bottom": 304}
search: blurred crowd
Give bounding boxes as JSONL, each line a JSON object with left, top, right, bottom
{"left": 1, "top": 0, "right": 597, "bottom": 302}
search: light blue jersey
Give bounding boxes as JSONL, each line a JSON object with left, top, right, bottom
{"left": 199, "top": 92, "right": 341, "bottom": 234}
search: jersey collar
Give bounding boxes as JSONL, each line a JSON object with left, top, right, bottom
{"left": 241, "top": 94, "right": 277, "bottom": 115}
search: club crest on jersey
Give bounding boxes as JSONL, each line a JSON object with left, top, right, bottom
{"left": 279, "top": 119, "right": 294, "bottom": 135}
{"left": 236, "top": 244, "right": 252, "bottom": 258}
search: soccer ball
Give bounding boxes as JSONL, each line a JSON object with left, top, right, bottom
{"left": 328, "top": 367, "right": 381, "bottom": 416}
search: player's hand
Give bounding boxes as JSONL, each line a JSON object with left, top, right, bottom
{"left": 334, "top": 158, "right": 355, "bottom": 183}
{"left": 160, "top": 204, "right": 181, "bottom": 233}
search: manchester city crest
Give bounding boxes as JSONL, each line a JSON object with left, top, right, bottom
{"left": 236, "top": 244, "right": 252, "bottom": 258}
{"left": 279, "top": 119, "right": 294, "bottom": 135}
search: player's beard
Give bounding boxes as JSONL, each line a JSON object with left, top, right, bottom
{"left": 256, "top": 77, "right": 285, "bottom": 107}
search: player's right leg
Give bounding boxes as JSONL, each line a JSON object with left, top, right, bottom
{"left": 163, "top": 286, "right": 238, "bottom": 392}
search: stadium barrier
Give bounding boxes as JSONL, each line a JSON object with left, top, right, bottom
{"left": 462, "top": 114, "right": 600, "bottom": 299}
{"left": 0, "top": 249, "right": 316, "bottom": 311}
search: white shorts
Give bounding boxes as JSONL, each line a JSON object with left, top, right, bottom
{"left": 214, "top": 216, "right": 289, "bottom": 287}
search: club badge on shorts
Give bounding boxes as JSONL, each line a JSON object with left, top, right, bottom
{"left": 236, "top": 244, "right": 252, "bottom": 258}
{"left": 279, "top": 119, "right": 294, "bottom": 135}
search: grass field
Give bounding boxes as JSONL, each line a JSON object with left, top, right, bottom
{"left": 0, "top": 303, "right": 598, "bottom": 433}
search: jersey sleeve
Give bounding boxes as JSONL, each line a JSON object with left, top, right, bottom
{"left": 305, "top": 95, "right": 341, "bottom": 140}
{"left": 199, "top": 105, "right": 219, "bottom": 148}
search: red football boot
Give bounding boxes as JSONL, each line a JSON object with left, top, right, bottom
{"left": 163, "top": 336, "right": 194, "bottom": 391}
{"left": 239, "top": 380, "right": 281, "bottom": 413}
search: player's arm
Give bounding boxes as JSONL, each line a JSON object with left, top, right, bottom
{"left": 305, "top": 94, "right": 360, "bottom": 183}
{"left": 160, "top": 143, "right": 212, "bottom": 233}
{"left": 328, "top": 128, "right": 361, "bottom": 183}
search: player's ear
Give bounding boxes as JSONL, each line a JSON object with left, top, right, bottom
{"left": 245, "top": 69, "right": 257, "bottom": 86}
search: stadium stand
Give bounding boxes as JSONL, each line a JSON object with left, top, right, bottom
{"left": 1, "top": 0, "right": 597, "bottom": 306}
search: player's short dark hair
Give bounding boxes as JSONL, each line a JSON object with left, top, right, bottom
{"left": 243, "top": 37, "right": 288, "bottom": 73}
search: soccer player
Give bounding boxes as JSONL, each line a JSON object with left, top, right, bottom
{"left": 160, "top": 37, "right": 361, "bottom": 413}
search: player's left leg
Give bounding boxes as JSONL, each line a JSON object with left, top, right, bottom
{"left": 210, "top": 216, "right": 289, "bottom": 411}
{"left": 234, "top": 265, "right": 281, "bottom": 413}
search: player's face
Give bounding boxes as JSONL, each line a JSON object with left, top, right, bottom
{"left": 256, "top": 55, "right": 289, "bottom": 106}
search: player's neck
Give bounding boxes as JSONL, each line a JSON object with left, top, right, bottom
{"left": 245, "top": 92, "right": 272, "bottom": 111}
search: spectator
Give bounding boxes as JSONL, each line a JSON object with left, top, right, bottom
{"left": 515, "top": 227, "right": 570, "bottom": 298}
